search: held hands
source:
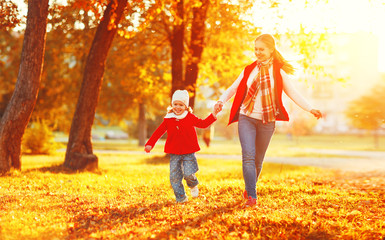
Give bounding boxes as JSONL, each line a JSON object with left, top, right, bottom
{"left": 310, "top": 109, "right": 322, "bottom": 119}
{"left": 213, "top": 101, "right": 224, "bottom": 117}
{"left": 144, "top": 145, "right": 152, "bottom": 153}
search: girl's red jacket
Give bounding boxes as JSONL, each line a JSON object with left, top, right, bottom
{"left": 145, "top": 112, "right": 216, "bottom": 155}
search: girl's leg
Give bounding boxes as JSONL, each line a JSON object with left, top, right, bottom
{"left": 238, "top": 114, "right": 258, "bottom": 199}
{"left": 255, "top": 120, "right": 275, "bottom": 182}
{"left": 182, "top": 153, "right": 199, "bottom": 188}
{"left": 170, "top": 154, "right": 186, "bottom": 202}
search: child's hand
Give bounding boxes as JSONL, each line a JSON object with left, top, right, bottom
{"left": 213, "top": 101, "right": 223, "bottom": 117}
{"left": 144, "top": 145, "right": 152, "bottom": 153}
{"left": 214, "top": 101, "right": 223, "bottom": 113}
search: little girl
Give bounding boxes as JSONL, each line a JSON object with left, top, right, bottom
{"left": 145, "top": 90, "right": 218, "bottom": 203}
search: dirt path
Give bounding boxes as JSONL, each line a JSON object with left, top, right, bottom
{"left": 263, "top": 156, "right": 385, "bottom": 172}
{"left": 263, "top": 148, "right": 385, "bottom": 172}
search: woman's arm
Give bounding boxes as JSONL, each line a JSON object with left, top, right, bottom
{"left": 281, "top": 70, "right": 322, "bottom": 119}
{"left": 281, "top": 69, "right": 313, "bottom": 112}
{"left": 218, "top": 70, "right": 245, "bottom": 104}
{"left": 215, "top": 70, "right": 245, "bottom": 113}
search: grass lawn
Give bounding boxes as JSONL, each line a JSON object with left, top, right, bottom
{"left": 1, "top": 153, "right": 384, "bottom": 239}
{"left": 87, "top": 133, "right": 385, "bottom": 158}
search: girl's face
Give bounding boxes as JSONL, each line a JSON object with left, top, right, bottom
{"left": 254, "top": 40, "right": 274, "bottom": 62}
{"left": 172, "top": 100, "right": 187, "bottom": 115}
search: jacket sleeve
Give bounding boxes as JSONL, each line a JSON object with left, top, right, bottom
{"left": 219, "top": 70, "right": 244, "bottom": 104}
{"left": 145, "top": 120, "right": 167, "bottom": 147}
{"left": 281, "top": 69, "right": 313, "bottom": 112}
{"left": 191, "top": 113, "right": 217, "bottom": 129}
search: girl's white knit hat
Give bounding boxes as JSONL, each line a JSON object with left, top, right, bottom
{"left": 172, "top": 90, "right": 189, "bottom": 107}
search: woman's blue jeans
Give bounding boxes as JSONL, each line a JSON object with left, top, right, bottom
{"left": 238, "top": 114, "right": 275, "bottom": 199}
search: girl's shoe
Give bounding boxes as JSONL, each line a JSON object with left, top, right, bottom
{"left": 190, "top": 186, "right": 199, "bottom": 198}
{"left": 243, "top": 190, "right": 248, "bottom": 199}
{"left": 177, "top": 196, "right": 188, "bottom": 203}
{"left": 245, "top": 196, "right": 257, "bottom": 207}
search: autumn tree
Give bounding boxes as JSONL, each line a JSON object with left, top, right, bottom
{"left": 157, "top": 0, "right": 254, "bottom": 108}
{"left": 183, "top": 0, "right": 210, "bottom": 108}
{"left": 170, "top": 0, "right": 185, "bottom": 94}
{"left": 198, "top": 1, "right": 255, "bottom": 94}
{"left": 0, "top": 1, "right": 24, "bottom": 118}
{"left": 0, "top": 31, "right": 23, "bottom": 118}
{"left": 345, "top": 81, "right": 385, "bottom": 148}
{"left": 31, "top": 1, "right": 98, "bottom": 131}
{"left": 0, "top": 0, "right": 49, "bottom": 174}
{"left": 98, "top": 28, "right": 170, "bottom": 145}
{"left": 0, "top": 0, "right": 22, "bottom": 31}
{"left": 1, "top": 1, "right": 100, "bottom": 131}
{"left": 167, "top": 0, "right": 212, "bottom": 107}
{"left": 93, "top": 0, "right": 169, "bottom": 146}
{"left": 64, "top": 0, "right": 128, "bottom": 171}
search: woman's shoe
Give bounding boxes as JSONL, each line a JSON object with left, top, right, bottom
{"left": 243, "top": 190, "right": 248, "bottom": 199}
{"left": 245, "top": 196, "right": 257, "bottom": 207}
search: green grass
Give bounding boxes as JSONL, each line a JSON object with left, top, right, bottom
{"left": 84, "top": 133, "right": 385, "bottom": 159}
{"left": 1, "top": 153, "right": 384, "bottom": 239}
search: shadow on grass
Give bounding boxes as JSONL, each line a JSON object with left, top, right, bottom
{"left": 66, "top": 200, "right": 174, "bottom": 239}
{"left": 65, "top": 196, "right": 336, "bottom": 239}
{"left": 143, "top": 154, "right": 170, "bottom": 165}
{"left": 24, "top": 164, "right": 103, "bottom": 175}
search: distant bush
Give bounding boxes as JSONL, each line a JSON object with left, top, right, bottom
{"left": 22, "top": 121, "right": 60, "bottom": 155}
{"left": 287, "top": 112, "right": 317, "bottom": 137}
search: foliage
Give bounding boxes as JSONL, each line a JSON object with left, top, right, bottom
{"left": 21, "top": 121, "right": 61, "bottom": 155}
{"left": 198, "top": 1, "right": 255, "bottom": 98}
{"left": 1, "top": 0, "right": 165, "bottom": 131}
{"left": 0, "top": 29, "right": 22, "bottom": 117}
{"left": 0, "top": 1, "right": 98, "bottom": 131}
{"left": 345, "top": 82, "right": 385, "bottom": 131}
{"left": 286, "top": 111, "right": 318, "bottom": 137}
{"left": 0, "top": 0, "right": 22, "bottom": 31}
{"left": 0, "top": 0, "right": 333, "bottom": 130}
{"left": 1, "top": 154, "right": 384, "bottom": 239}
{"left": 98, "top": 27, "right": 170, "bottom": 124}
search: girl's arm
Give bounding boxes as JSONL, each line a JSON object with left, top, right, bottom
{"left": 144, "top": 120, "right": 167, "bottom": 152}
{"left": 191, "top": 113, "right": 217, "bottom": 129}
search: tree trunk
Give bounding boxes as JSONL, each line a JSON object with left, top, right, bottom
{"left": 184, "top": 0, "right": 209, "bottom": 108}
{"left": 64, "top": 0, "right": 128, "bottom": 171}
{"left": 374, "top": 130, "right": 379, "bottom": 149}
{"left": 170, "top": 0, "right": 185, "bottom": 96}
{"left": 137, "top": 102, "right": 147, "bottom": 146}
{"left": 0, "top": 0, "right": 49, "bottom": 174}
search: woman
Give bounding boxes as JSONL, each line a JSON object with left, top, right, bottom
{"left": 214, "top": 34, "right": 322, "bottom": 207}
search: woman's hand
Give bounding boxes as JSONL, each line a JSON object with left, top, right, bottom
{"left": 310, "top": 109, "right": 322, "bottom": 119}
{"left": 144, "top": 145, "right": 152, "bottom": 153}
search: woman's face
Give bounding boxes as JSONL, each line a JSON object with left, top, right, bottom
{"left": 254, "top": 40, "right": 274, "bottom": 62}
{"left": 172, "top": 100, "right": 187, "bottom": 115}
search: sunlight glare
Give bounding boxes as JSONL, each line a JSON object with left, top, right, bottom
{"left": 250, "top": 0, "right": 385, "bottom": 72}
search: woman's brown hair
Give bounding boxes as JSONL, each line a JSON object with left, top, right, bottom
{"left": 255, "top": 34, "right": 295, "bottom": 75}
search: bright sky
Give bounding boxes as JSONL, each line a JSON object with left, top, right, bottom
{"left": 250, "top": 0, "right": 385, "bottom": 72}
